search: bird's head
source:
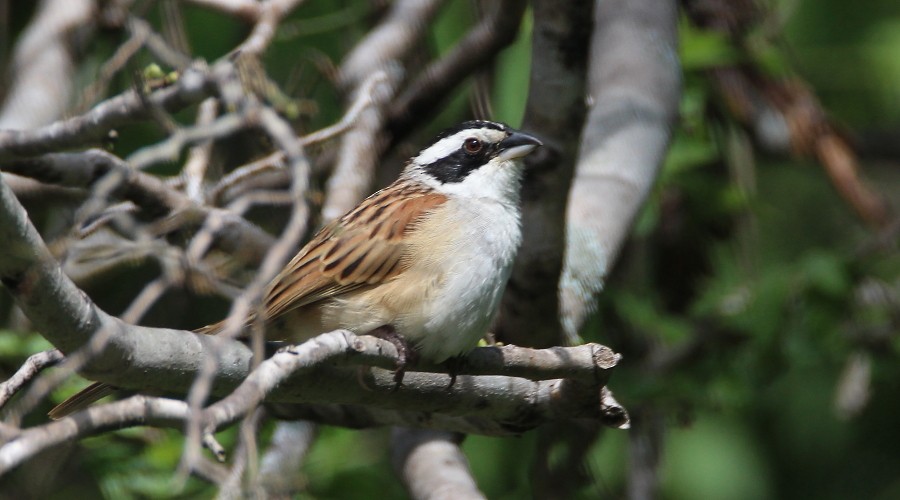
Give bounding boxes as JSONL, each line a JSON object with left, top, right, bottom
{"left": 405, "top": 120, "right": 542, "bottom": 201}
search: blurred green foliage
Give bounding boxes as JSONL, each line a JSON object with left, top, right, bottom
{"left": 0, "top": 0, "right": 898, "bottom": 498}
{"left": 583, "top": 1, "right": 900, "bottom": 498}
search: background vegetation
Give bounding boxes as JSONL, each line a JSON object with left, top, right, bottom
{"left": 0, "top": 0, "right": 897, "bottom": 498}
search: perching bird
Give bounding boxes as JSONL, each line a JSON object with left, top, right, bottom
{"left": 49, "top": 120, "right": 542, "bottom": 419}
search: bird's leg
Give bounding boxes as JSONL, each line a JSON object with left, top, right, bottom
{"left": 445, "top": 355, "right": 466, "bottom": 389}
{"left": 368, "top": 325, "right": 417, "bottom": 389}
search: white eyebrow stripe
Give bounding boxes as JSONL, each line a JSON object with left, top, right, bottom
{"left": 413, "top": 128, "right": 508, "bottom": 166}
{"left": 413, "top": 131, "right": 470, "bottom": 166}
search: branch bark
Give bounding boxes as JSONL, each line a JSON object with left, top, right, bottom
{"left": 0, "top": 0, "right": 95, "bottom": 129}
{"left": 392, "top": 428, "right": 486, "bottom": 500}
{"left": 558, "top": 0, "right": 682, "bottom": 341}
{"left": 0, "top": 163, "right": 624, "bottom": 417}
{"left": 0, "top": 63, "right": 218, "bottom": 160}
{"left": 322, "top": 0, "right": 445, "bottom": 222}
{"left": 385, "top": 0, "right": 526, "bottom": 142}
{"left": 498, "top": 0, "right": 593, "bottom": 349}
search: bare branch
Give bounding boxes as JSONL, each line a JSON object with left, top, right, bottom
{"left": 75, "top": 16, "right": 192, "bottom": 113}
{"left": 338, "top": 0, "right": 445, "bottom": 89}
{"left": 236, "top": 0, "right": 307, "bottom": 55}
{"left": 256, "top": 421, "right": 316, "bottom": 496}
{"left": 181, "top": 103, "right": 312, "bottom": 474}
{"left": 132, "top": 15, "right": 195, "bottom": 69}
{"left": 0, "top": 330, "right": 624, "bottom": 474}
{"left": 0, "top": 170, "right": 251, "bottom": 387}
{"left": 0, "top": 350, "right": 64, "bottom": 410}
{"left": 498, "top": 0, "right": 593, "bottom": 349}
{"left": 0, "top": 0, "right": 95, "bottom": 129}
{"left": 0, "top": 368, "right": 626, "bottom": 477}
{"left": 0, "top": 396, "right": 193, "bottom": 475}
{"left": 558, "top": 0, "right": 682, "bottom": 341}
{"left": 200, "top": 331, "right": 620, "bottom": 434}
{"left": 1, "top": 149, "right": 275, "bottom": 262}
{"left": 323, "top": 0, "right": 445, "bottom": 222}
{"left": 127, "top": 112, "right": 249, "bottom": 170}
{"left": 392, "top": 428, "right": 486, "bottom": 500}
{"left": 386, "top": 0, "right": 526, "bottom": 141}
{"left": 0, "top": 63, "right": 217, "bottom": 160}
{"left": 183, "top": 98, "right": 220, "bottom": 202}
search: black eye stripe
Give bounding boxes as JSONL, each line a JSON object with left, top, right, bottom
{"left": 422, "top": 141, "right": 500, "bottom": 183}
{"left": 417, "top": 120, "right": 511, "bottom": 184}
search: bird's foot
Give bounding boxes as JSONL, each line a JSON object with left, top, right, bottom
{"left": 368, "top": 325, "right": 417, "bottom": 390}
{"left": 445, "top": 355, "right": 466, "bottom": 389}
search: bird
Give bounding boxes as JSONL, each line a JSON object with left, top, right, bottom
{"left": 49, "top": 120, "right": 542, "bottom": 419}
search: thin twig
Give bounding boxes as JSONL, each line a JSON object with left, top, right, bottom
{"left": 0, "top": 63, "right": 217, "bottom": 160}
{"left": 236, "top": 0, "right": 307, "bottom": 55}
{"left": 0, "top": 350, "right": 64, "bottom": 411}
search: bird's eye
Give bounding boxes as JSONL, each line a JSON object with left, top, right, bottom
{"left": 463, "top": 137, "right": 482, "bottom": 154}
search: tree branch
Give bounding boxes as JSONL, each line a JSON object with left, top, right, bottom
{"left": 1, "top": 149, "right": 275, "bottom": 264}
{"left": 0, "top": 63, "right": 218, "bottom": 160}
{"left": 385, "top": 0, "right": 525, "bottom": 142}
{"left": 0, "top": 350, "right": 64, "bottom": 409}
{"left": 392, "top": 428, "right": 485, "bottom": 500}
{"left": 0, "top": 0, "right": 95, "bottom": 129}
{"left": 0, "top": 396, "right": 194, "bottom": 475}
{"left": 322, "top": 0, "right": 445, "bottom": 222}
{"left": 558, "top": 0, "right": 682, "bottom": 341}
{"left": 498, "top": 0, "right": 593, "bottom": 349}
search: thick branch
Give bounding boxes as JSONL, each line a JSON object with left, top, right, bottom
{"left": 0, "top": 0, "right": 95, "bottom": 129}
{"left": 0, "top": 375, "right": 629, "bottom": 476}
{"left": 498, "top": 0, "right": 593, "bottom": 348}
{"left": 558, "top": 0, "right": 681, "bottom": 340}
{"left": 392, "top": 428, "right": 485, "bottom": 500}
{"left": 200, "top": 331, "right": 620, "bottom": 431}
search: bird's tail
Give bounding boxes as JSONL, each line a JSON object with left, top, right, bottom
{"left": 48, "top": 321, "right": 231, "bottom": 420}
{"left": 47, "top": 382, "right": 116, "bottom": 420}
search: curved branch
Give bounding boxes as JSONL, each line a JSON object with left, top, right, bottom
{"left": 0, "top": 0, "right": 95, "bottom": 130}
{"left": 498, "top": 0, "right": 593, "bottom": 348}
{"left": 558, "top": 0, "right": 682, "bottom": 341}
{"left": 392, "top": 428, "right": 485, "bottom": 500}
{"left": 0, "top": 350, "right": 64, "bottom": 409}
{"left": 0, "top": 396, "right": 193, "bottom": 475}
{"left": 235, "top": 0, "right": 306, "bottom": 55}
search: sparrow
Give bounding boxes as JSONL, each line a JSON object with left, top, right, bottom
{"left": 49, "top": 120, "right": 542, "bottom": 419}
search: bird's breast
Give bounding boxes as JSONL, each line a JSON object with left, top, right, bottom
{"left": 401, "top": 197, "right": 522, "bottom": 360}
{"left": 314, "top": 197, "right": 521, "bottom": 362}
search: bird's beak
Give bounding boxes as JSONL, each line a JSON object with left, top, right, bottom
{"left": 498, "top": 131, "right": 543, "bottom": 162}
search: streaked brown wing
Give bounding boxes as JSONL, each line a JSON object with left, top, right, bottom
{"left": 263, "top": 181, "right": 446, "bottom": 320}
